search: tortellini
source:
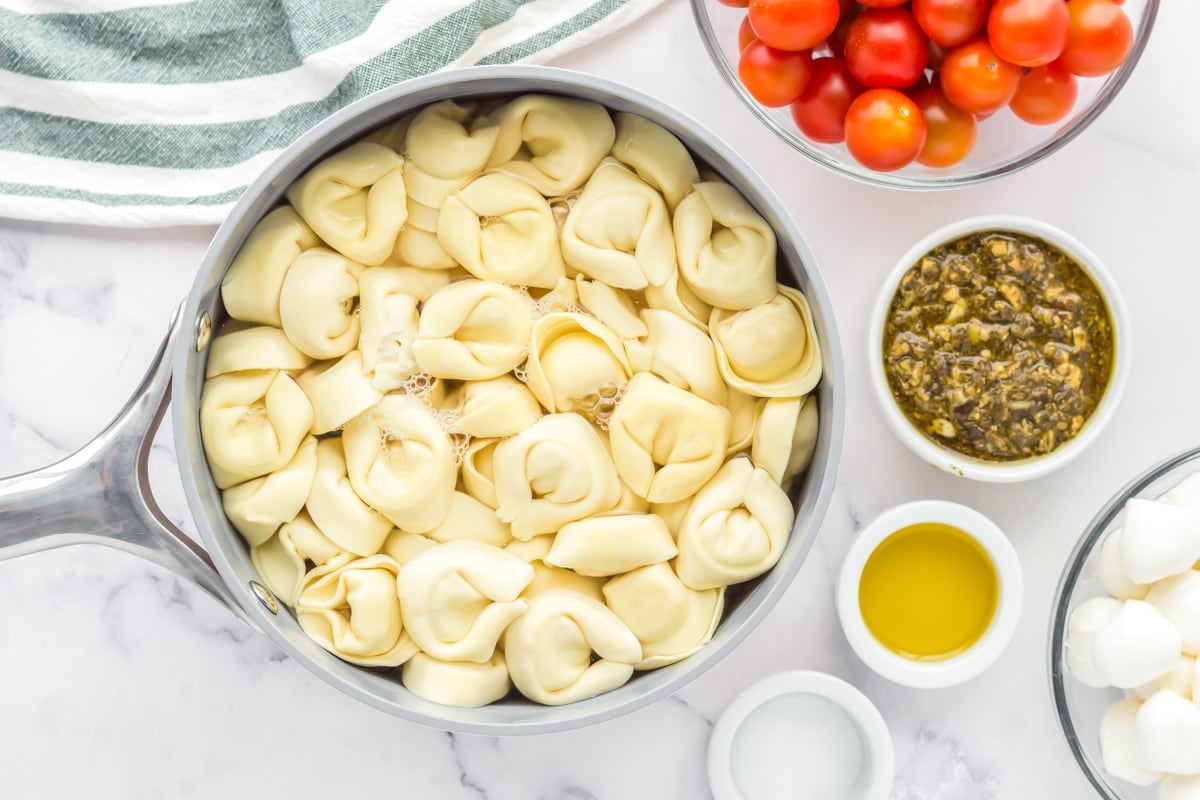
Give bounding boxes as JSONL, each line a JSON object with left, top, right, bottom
{"left": 205, "top": 325, "right": 311, "bottom": 378}
{"left": 752, "top": 395, "right": 819, "bottom": 485}
{"left": 403, "top": 651, "right": 511, "bottom": 708}
{"left": 494, "top": 413, "right": 623, "bottom": 540}
{"left": 711, "top": 285, "right": 823, "bottom": 398}
{"left": 442, "top": 375, "right": 543, "bottom": 438}
{"left": 397, "top": 541, "right": 532, "bottom": 663}
{"left": 524, "top": 312, "right": 631, "bottom": 415}
{"left": 278, "top": 248, "right": 364, "bottom": 360}
{"left": 437, "top": 174, "right": 565, "bottom": 288}
{"left": 202, "top": 95, "right": 827, "bottom": 711}
{"left": 252, "top": 512, "right": 349, "bottom": 605}
{"left": 200, "top": 370, "right": 313, "bottom": 489}
{"left": 504, "top": 590, "right": 642, "bottom": 706}
{"left": 221, "top": 207, "right": 320, "bottom": 327}
{"left": 222, "top": 435, "right": 318, "bottom": 546}
{"left": 342, "top": 395, "right": 456, "bottom": 534}
{"left": 610, "top": 112, "right": 701, "bottom": 211}
{"left": 296, "top": 554, "right": 417, "bottom": 666}
{"left": 674, "top": 182, "right": 777, "bottom": 310}
{"left": 608, "top": 373, "right": 731, "bottom": 504}
{"left": 546, "top": 513, "right": 678, "bottom": 577}
{"left": 285, "top": 141, "right": 407, "bottom": 266}
{"left": 604, "top": 563, "right": 724, "bottom": 669}
{"left": 560, "top": 159, "right": 675, "bottom": 290}
{"left": 412, "top": 279, "right": 533, "bottom": 380}
{"left": 676, "top": 457, "right": 796, "bottom": 591}
{"left": 486, "top": 94, "right": 616, "bottom": 195}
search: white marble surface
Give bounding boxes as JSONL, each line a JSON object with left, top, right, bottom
{"left": 0, "top": 0, "right": 1196, "bottom": 797}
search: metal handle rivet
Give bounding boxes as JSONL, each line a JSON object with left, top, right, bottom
{"left": 250, "top": 581, "right": 278, "bottom": 615}
{"left": 195, "top": 312, "right": 212, "bottom": 352}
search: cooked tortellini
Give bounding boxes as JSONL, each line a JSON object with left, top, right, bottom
{"left": 525, "top": 312, "right": 631, "bottom": 415}
{"left": 221, "top": 207, "right": 320, "bottom": 327}
{"left": 342, "top": 394, "right": 456, "bottom": 534}
{"left": 486, "top": 94, "right": 615, "bottom": 195}
{"left": 412, "top": 279, "right": 533, "bottom": 380}
{"left": 437, "top": 174, "right": 565, "bottom": 289}
{"left": 296, "top": 554, "right": 417, "bottom": 666}
{"left": 397, "top": 541, "right": 532, "bottom": 662}
{"left": 676, "top": 457, "right": 796, "bottom": 591}
{"left": 285, "top": 142, "right": 407, "bottom": 266}
{"left": 711, "top": 285, "right": 823, "bottom": 398}
{"left": 200, "top": 370, "right": 313, "bottom": 489}
{"left": 560, "top": 159, "right": 675, "bottom": 290}
{"left": 494, "top": 413, "right": 623, "bottom": 539}
{"left": 608, "top": 373, "right": 731, "bottom": 504}
{"left": 202, "top": 95, "right": 825, "bottom": 710}
{"left": 674, "top": 182, "right": 777, "bottom": 310}
{"left": 504, "top": 590, "right": 642, "bottom": 706}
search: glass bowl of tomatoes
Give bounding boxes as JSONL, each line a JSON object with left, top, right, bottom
{"left": 691, "top": 0, "right": 1159, "bottom": 187}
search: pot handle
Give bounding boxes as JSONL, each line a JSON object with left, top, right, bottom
{"left": 0, "top": 305, "right": 253, "bottom": 626}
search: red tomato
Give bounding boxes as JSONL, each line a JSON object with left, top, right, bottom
{"left": 987, "top": 0, "right": 1070, "bottom": 67}
{"left": 826, "top": 1, "right": 862, "bottom": 56}
{"left": 738, "top": 16, "right": 758, "bottom": 51}
{"left": 912, "top": 0, "right": 988, "bottom": 46}
{"left": 738, "top": 41, "right": 814, "bottom": 106}
{"left": 790, "top": 57, "right": 863, "bottom": 143}
{"left": 1060, "top": 0, "right": 1133, "bottom": 76}
{"left": 940, "top": 38, "right": 1022, "bottom": 114}
{"left": 858, "top": 0, "right": 908, "bottom": 7}
{"left": 717, "top": 0, "right": 750, "bottom": 6}
{"left": 1009, "top": 60, "right": 1079, "bottom": 123}
{"left": 912, "top": 87, "right": 977, "bottom": 167}
{"left": 748, "top": 0, "right": 841, "bottom": 51}
{"left": 845, "top": 8, "right": 929, "bottom": 88}
{"left": 844, "top": 88, "right": 927, "bottom": 171}
{"left": 927, "top": 39, "right": 949, "bottom": 69}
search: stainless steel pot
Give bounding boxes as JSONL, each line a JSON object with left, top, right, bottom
{"left": 0, "top": 66, "right": 844, "bottom": 735}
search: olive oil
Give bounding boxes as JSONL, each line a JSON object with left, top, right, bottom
{"left": 858, "top": 523, "right": 998, "bottom": 661}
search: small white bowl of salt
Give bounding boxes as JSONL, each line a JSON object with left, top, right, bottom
{"left": 707, "top": 671, "right": 894, "bottom": 800}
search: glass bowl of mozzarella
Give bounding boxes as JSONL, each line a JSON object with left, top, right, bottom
{"left": 1052, "top": 446, "right": 1200, "bottom": 797}
{"left": 185, "top": 66, "right": 843, "bottom": 733}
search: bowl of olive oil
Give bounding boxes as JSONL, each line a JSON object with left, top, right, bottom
{"left": 837, "top": 500, "right": 1023, "bottom": 688}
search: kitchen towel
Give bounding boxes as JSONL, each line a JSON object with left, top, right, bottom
{"left": 0, "top": 0, "right": 666, "bottom": 227}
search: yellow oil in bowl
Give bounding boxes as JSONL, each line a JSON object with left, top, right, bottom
{"left": 858, "top": 523, "right": 999, "bottom": 661}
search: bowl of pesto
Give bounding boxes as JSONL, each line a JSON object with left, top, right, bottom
{"left": 870, "top": 216, "right": 1130, "bottom": 483}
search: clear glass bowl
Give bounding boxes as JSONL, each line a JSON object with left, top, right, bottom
{"left": 689, "top": 0, "right": 1160, "bottom": 189}
{"left": 1050, "top": 446, "right": 1200, "bottom": 799}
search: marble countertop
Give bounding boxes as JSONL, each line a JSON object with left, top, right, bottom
{"left": 1, "top": 0, "right": 1197, "bottom": 797}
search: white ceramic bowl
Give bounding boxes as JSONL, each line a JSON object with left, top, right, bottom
{"left": 869, "top": 215, "right": 1131, "bottom": 483}
{"left": 837, "top": 500, "right": 1023, "bottom": 688}
{"left": 708, "top": 671, "right": 894, "bottom": 800}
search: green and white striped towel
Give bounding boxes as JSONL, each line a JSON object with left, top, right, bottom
{"left": 0, "top": 0, "right": 665, "bottom": 227}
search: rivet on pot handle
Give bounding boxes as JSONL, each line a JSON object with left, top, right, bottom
{"left": 0, "top": 304, "right": 254, "bottom": 628}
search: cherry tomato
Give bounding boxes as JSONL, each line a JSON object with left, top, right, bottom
{"left": 858, "top": 0, "right": 908, "bottom": 7}
{"left": 845, "top": 8, "right": 929, "bottom": 88}
{"left": 912, "top": 87, "right": 977, "bottom": 167}
{"left": 1009, "top": 60, "right": 1079, "bottom": 123}
{"left": 912, "top": 0, "right": 988, "bottom": 46}
{"left": 717, "top": 0, "right": 750, "bottom": 6}
{"left": 927, "top": 39, "right": 949, "bottom": 69}
{"left": 1059, "top": 0, "right": 1133, "bottom": 77}
{"left": 738, "top": 16, "right": 758, "bottom": 51}
{"left": 826, "top": 1, "right": 862, "bottom": 56}
{"left": 738, "top": 41, "right": 814, "bottom": 106}
{"left": 844, "top": 88, "right": 927, "bottom": 171}
{"left": 790, "top": 57, "right": 863, "bottom": 143}
{"left": 748, "top": 0, "right": 841, "bottom": 51}
{"left": 987, "top": 0, "right": 1070, "bottom": 67}
{"left": 940, "top": 38, "right": 1022, "bottom": 114}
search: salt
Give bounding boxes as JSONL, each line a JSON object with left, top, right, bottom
{"left": 729, "top": 692, "right": 868, "bottom": 800}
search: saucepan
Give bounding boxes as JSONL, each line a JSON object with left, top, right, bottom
{"left": 0, "top": 66, "right": 844, "bottom": 735}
